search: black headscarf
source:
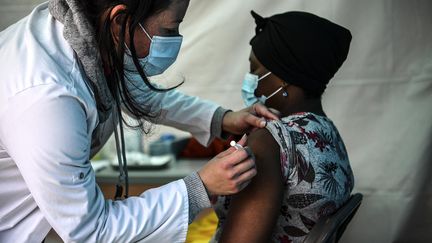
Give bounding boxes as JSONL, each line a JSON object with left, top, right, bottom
{"left": 250, "top": 11, "right": 352, "bottom": 95}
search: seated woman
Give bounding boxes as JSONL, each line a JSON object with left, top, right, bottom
{"left": 211, "top": 11, "right": 355, "bottom": 243}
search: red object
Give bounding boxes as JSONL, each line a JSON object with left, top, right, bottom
{"left": 179, "top": 137, "right": 235, "bottom": 158}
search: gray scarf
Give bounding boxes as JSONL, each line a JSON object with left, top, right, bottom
{"left": 48, "top": 1, "right": 128, "bottom": 198}
{"left": 48, "top": 0, "right": 113, "bottom": 123}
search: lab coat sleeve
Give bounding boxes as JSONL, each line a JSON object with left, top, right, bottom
{"left": 125, "top": 79, "right": 226, "bottom": 146}
{"left": 0, "top": 84, "right": 189, "bottom": 243}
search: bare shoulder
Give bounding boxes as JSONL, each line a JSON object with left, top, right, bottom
{"left": 247, "top": 128, "right": 281, "bottom": 177}
{"left": 247, "top": 128, "right": 280, "bottom": 161}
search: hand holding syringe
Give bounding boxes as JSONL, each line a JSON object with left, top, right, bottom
{"left": 198, "top": 134, "right": 256, "bottom": 196}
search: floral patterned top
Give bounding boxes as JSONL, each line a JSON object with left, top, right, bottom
{"left": 211, "top": 112, "right": 354, "bottom": 243}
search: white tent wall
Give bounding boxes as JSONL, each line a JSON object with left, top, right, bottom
{"left": 1, "top": 1, "right": 431, "bottom": 242}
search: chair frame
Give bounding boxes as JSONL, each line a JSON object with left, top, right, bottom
{"left": 303, "top": 193, "right": 363, "bottom": 243}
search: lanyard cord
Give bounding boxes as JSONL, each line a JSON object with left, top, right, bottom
{"left": 113, "top": 124, "right": 125, "bottom": 200}
{"left": 117, "top": 103, "right": 129, "bottom": 198}
{"left": 113, "top": 103, "right": 129, "bottom": 200}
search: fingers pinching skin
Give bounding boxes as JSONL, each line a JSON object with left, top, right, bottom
{"left": 198, "top": 143, "right": 257, "bottom": 196}
{"left": 268, "top": 108, "right": 282, "bottom": 117}
{"left": 216, "top": 146, "right": 237, "bottom": 158}
{"left": 245, "top": 113, "right": 267, "bottom": 129}
{"left": 243, "top": 146, "right": 255, "bottom": 160}
{"left": 231, "top": 167, "right": 258, "bottom": 193}
{"left": 224, "top": 149, "right": 250, "bottom": 167}
{"left": 236, "top": 134, "right": 248, "bottom": 146}
{"left": 253, "top": 103, "right": 280, "bottom": 120}
{"left": 232, "top": 158, "right": 256, "bottom": 177}
{"left": 236, "top": 167, "right": 257, "bottom": 185}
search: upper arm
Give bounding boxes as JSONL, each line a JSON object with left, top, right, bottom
{"left": 219, "top": 128, "right": 284, "bottom": 243}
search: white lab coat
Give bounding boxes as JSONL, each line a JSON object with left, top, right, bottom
{"left": 0, "top": 3, "right": 219, "bottom": 243}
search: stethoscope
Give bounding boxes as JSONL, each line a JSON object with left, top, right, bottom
{"left": 112, "top": 97, "right": 129, "bottom": 200}
{"left": 76, "top": 52, "right": 129, "bottom": 200}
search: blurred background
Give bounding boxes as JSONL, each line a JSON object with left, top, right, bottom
{"left": 1, "top": 0, "right": 431, "bottom": 242}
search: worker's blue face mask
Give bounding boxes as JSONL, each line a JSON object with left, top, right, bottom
{"left": 241, "top": 72, "right": 283, "bottom": 106}
{"left": 124, "top": 24, "right": 183, "bottom": 77}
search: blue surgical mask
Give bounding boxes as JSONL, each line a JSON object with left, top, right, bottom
{"left": 124, "top": 24, "right": 183, "bottom": 77}
{"left": 241, "top": 72, "right": 283, "bottom": 106}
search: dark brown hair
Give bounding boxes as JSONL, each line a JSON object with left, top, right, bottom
{"left": 82, "top": 0, "right": 180, "bottom": 131}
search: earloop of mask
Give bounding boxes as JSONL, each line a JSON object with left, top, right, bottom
{"left": 139, "top": 23, "right": 152, "bottom": 40}
{"left": 266, "top": 86, "right": 284, "bottom": 99}
{"left": 258, "top": 72, "right": 272, "bottom": 81}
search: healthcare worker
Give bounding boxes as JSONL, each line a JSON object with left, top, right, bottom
{"left": 0, "top": 0, "right": 278, "bottom": 242}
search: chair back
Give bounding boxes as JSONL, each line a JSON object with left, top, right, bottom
{"left": 303, "top": 193, "right": 363, "bottom": 243}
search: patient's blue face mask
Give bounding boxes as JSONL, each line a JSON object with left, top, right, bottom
{"left": 241, "top": 72, "right": 284, "bottom": 106}
{"left": 124, "top": 24, "right": 183, "bottom": 77}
